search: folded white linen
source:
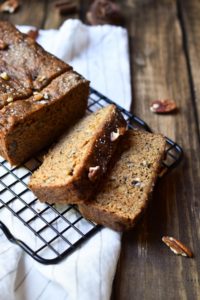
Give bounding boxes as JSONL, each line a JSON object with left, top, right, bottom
{"left": 0, "top": 19, "right": 131, "bottom": 300}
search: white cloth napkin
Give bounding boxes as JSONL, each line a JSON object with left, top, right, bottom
{"left": 0, "top": 19, "right": 131, "bottom": 300}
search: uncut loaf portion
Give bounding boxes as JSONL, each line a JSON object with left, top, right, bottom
{"left": 29, "top": 105, "right": 127, "bottom": 204}
{"left": 0, "top": 71, "right": 89, "bottom": 165}
{"left": 78, "top": 130, "right": 166, "bottom": 231}
{"left": 0, "top": 21, "right": 89, "bottom": 165}
{"left": 0, "top": 21, "right": 71, "bottom": 108}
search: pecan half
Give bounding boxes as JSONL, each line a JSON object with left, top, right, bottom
{"left": 162, "top": 236, "right": 193, "bottom": 258}
{"left": 27, "top": 29, "right": 39, "bottom": 40}
{"left": 33, "top": 92, "right": 43, "bottom": 101}
{"left": 110, "top": 127, "right": 126, "bottom": 142}
{"left": 86, "top": 0, "right": 123, "bottom": 26}
{"left": 37, "top": 75, "right": 46, "bottom": 82}
{"left": 110, "top": 130, "right": 119, "bottom": 142}
{"left": 0, "top": 0, "right": 20, "bottom": 13}
{"left": 0, "top": 72, "right": 9, "bottom": 80}
{"left": 150, "top": 99, "right": 177, "bottom": 114}
{"left": 0, "top": 39, "right": 8, "bottom": 50}
{"left": 88, "top": 166, "right": 101, "bottom": 182}
{"left": 7, "top": 96, "right": 13, "bottom": 103}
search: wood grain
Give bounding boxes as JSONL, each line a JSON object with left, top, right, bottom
{"left": 0, "top": 0, "right": 199, "bottom": 299}
{"left": 178, "top": 0, "right": 200, "bottom": 136}
{"left": 0, "top": 0, "right": 46, "bottom": 27}
{"left": 43, "top": 0, "right": 79, "bottom": 29}
{"left": 112, "top": 0, "right": 200, "bottom": 299}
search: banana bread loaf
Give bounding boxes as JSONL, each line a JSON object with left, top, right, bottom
{"left": 0, "top": 21, "right": 71, "bottom": 107}
{"left": 29, "top": 105, "right": 127, "bottom": 204}
{"left": 0, "top": 21, "right": 89, "bottom": 165}
{"left": 78, "top": 130, "right": 166, "bottom": 231}
{"left": 0, "top": 71, "right": 89, "bottom": 165}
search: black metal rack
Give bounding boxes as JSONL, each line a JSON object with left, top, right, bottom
{"left": 0, "top": 88, "right": 183, "bottom": 264}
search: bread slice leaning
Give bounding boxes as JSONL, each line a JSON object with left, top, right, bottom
{"left": 78, "top": 130, "right": 166, "bottom": 231}
{"left": 29, "top": 105, "right": 127, "bottom": 204}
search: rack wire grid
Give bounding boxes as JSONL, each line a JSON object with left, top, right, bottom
{"left": 0, "top": 88, "right": 183, "bottom": 264}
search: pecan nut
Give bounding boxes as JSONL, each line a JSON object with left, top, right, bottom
{"left": 27, "top": 29, "right": 39, "bottom": 40}
{"left": 110, "top": 127, "right": 126, "bottom": 142}
{"left": 150, "top": 99, "right": 177, "bottom": 114}
{"left": 7, "top": 96, "right": 13, "bottom": 103}
{"left": 0, "top": 72, "right": 9, "bottom": 80}
{"left": 33, "top": 92, "right": 43, "bottom": 101}
{"left": 88, "top": 166, "right": 101, "bottom": 182}
{"left": 162, "top": 236, "right": 193, "bottom": 258}
{"left": 0, "top": 0, "right": 19, "bottom": 13}
{"left": 86, "top": 0, "right": 123, "bottom": 26}
{"left": 0, "top": 39, "right": 8, "bottom": 50}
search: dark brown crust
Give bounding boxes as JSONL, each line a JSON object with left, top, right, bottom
{"left": 0, "top": 21, "right": 71, "bottom": 109}
{"left": 0, "top": 72, "right": 89, "bottom": 165}
{"left": 0, "top": 21, "right": 89, "bottom": 165}
{"left": 29, "top": 105, "right": 127, "bottom": 204}
{"left": 78, "top": 130, "right": 166, "bottom": 231}
{"left": 69, "top": 106, "right": 127, "bottom": 202}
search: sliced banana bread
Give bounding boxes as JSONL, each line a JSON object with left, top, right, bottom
{"left": 78, "top": 130, "right": 166, "bottom": 231}
{"left": 29, "top": 105, "right": 127, "bottom": 204}
{"left": 0, "top": 71, "right": 89, "bottom": 165}
{"left": 0, "top": 21, "right": 89, "bottom": 165}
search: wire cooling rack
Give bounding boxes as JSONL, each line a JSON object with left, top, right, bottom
{"left": 0, "top": 88, "right": 183, "bottom": 264}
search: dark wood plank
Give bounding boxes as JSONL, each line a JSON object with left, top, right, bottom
{"left": 0, "top": 0, "right": 46, "bottom": 27}
{"left": 112, "top": 0, "right": 200, "bottom": 299}
{"left": 178, "top": 0, "right": 200, "bottom": 136}
{"left": 44, "top": 0, "right": 80, "bottom": 29}
{"left": 43, "top": 0, "right": 69, "bottom": 29}
{"left": 0, "top": 0, "right": 90, "bottom": 29}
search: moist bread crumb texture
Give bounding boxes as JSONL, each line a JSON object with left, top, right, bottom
{"left": 78, "top": 130, "right": 166, "bottom": 231}
{"left": 29, "top": 105, "right": 127, "bottom": 204}
{"left": 0, "top": 21, "right": 89, "bottom": 165}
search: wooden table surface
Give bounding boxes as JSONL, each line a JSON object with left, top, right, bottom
{"left": 1, "top": 0, "right": 200, "bottom": 299}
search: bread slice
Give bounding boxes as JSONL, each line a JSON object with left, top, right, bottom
{"left": 78, "top": 130, "right": 166, "bottom": 231}
{"left": 29, "top": 105, "right": 127, "bottom": 204}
